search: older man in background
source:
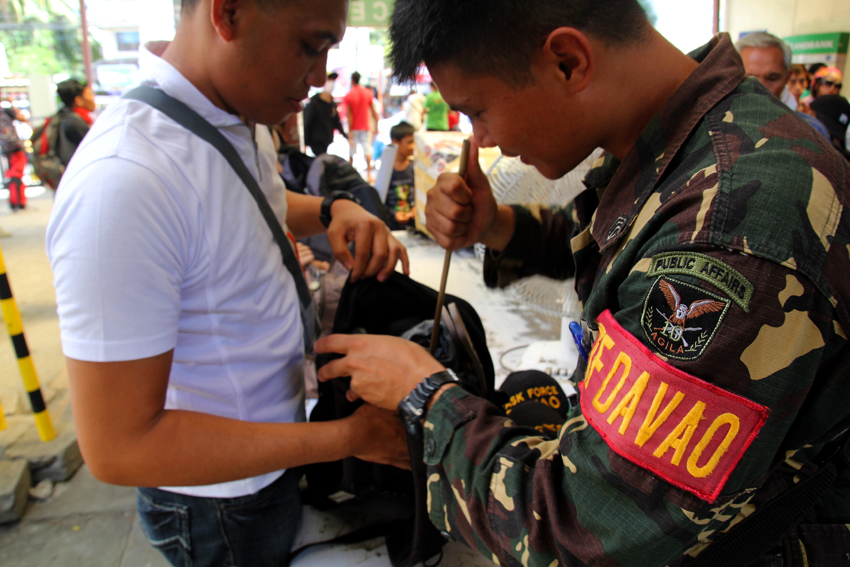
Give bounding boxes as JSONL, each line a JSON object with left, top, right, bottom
{"left": 736, "top": 31, "right": 829, "bottom": 138}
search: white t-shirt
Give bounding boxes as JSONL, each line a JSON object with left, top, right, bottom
{"left": 46, "top": 43, "right": 305, "bottom": 498}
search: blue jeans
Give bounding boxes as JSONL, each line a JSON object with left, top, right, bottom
{"left": 136, "top": 469, "right": 302, "bottom": 567}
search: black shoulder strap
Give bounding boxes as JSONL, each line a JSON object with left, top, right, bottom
{"left": 691, "top": 432, "right": 850, "bottom": 567}
{"left": 122, "top": 86, "right": 319, "bottom": 350}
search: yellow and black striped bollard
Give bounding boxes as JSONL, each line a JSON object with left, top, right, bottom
{"left": 0, "top": 241, "right": 55, "bottom": 441}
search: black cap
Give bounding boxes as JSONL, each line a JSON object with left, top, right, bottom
{"left": 327, "top": 72, "right": 339, "bottom": 80}
{"left": 508, "top": 402, "right": 565, "bottom": 437}
{"left": 811, "top": 95, "right": 850, "bottom": 148}
{"left": 499, "top": 370, "right": 572, "bottom": 420}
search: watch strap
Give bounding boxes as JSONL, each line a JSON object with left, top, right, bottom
{"left": 398, "top": 369, "right": 458, "bottom": 434}
{"left": 320, "top": 190, "right": 361, "bottom": 228}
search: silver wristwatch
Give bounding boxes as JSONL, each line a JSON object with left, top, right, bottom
{"left": 397, "top": 369, "right": 459, "bottom": 435}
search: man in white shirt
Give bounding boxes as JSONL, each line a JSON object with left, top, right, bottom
{"left": 46, "top": 1, "right": 409, "bottom": 566}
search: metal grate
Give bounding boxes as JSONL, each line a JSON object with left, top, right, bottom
{"left": 484, "top": 151, "right": 603, "bottom": 319}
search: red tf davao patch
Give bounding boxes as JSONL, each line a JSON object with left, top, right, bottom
{"left": 581, "top": 310, "right": 769, "bottom": 502}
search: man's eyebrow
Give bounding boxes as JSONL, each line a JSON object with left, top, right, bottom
{"left": 450, "top": 104, "right": 474, "bottom": 114}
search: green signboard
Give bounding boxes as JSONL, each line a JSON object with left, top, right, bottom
{"left": 349, "top": 0, "right": 395, "bottom": 27}
{"left": 784, "top": 32, "right": 849, "bottom": 56}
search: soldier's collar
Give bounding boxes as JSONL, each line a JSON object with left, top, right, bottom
{"left": 590, "top": 33, "right": 746, "bottom": 252}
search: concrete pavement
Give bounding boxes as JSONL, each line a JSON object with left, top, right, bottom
{"left": 0, "top": 190, "right": 65, "bottom": 417}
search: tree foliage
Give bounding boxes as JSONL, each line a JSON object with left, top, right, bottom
{"left": 0, "top": 0, "right": 100, "bottom": 77}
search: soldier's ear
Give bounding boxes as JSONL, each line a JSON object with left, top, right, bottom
{"left": 542, "top": 28, "right": 594, "bottom": 95}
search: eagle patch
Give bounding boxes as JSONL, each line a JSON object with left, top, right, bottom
{"left": 641, "top": 277, "right": 729, "bottom": 361}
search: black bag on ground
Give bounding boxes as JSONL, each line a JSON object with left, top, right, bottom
{"left": 301, "top": 272, "right": 495, "bottom": 567}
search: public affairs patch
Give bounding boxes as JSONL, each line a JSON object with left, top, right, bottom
{"left": 641, "top": 277, "right": 729, "bottom": 361}
{"left": 646, "top": 252, "right": 753, "bottom": 312}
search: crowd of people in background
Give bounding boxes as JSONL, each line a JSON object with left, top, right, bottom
{"left": 735, "top": 32, "right": 848, "bottom": 160}
{"left": 3, "top": 66, "right": 479, "bottom": 213}
{"left": 0, "top": 28, "right": 847, "bottom": 215}
{"left": 0, "top": 33, "right": 843, "bottom": 248}
{"left": 1, "top": 77, "right": 94, "bottom": 210}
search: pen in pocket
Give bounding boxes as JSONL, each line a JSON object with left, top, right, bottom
{"left": 569, "top": 321, "right": 589, "bottom": 362}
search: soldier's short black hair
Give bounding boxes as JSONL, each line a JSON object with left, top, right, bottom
{"left": 390, "top": 121, "right": 415, "bottom": 142}
{"left": 389, "top": 0, "right": 652, "bottom": 87}
{"left": 57, "top": 79, "right": 87, "bottom": 108}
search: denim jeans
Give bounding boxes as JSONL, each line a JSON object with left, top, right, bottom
{"left": 136, "top": 469, "right": 302, "bottom": 567}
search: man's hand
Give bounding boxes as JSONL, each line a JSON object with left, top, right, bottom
{"left": 425, "top": 139, "right": 500, "bottom": 251}
{"left": 316, "top": 334, "right": 445, "bottom": 410}
{"left": 326, "top": 200, "right": 410, "bottom": 282}
{"left": 346, "top": 404, "right": 411, "bottom": 470}
{"left": 395, "top": 210, "right": 415, "bottom": 223}
{"left": 295, "top": 242, "right": 316, "bottom": 268}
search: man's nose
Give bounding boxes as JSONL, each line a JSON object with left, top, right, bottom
{"left": 472, "top": 126, "right": 496, "bottom": 149}
{"left": 306, "top": 54, "right": 329, "bottom": 89}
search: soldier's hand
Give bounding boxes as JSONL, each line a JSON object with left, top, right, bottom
{"left": 425, "top": 139, "right": 499, "bottom": 250}
{"left": 316, "top": 334, "right": 446, "bottom": 410}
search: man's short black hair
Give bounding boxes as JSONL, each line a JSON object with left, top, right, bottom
{"left": 57, "top": 78, "right": 87, "bottom": 108}
{"left": 351, "top": 72, "right": 361, "bottom": 85}
{"left": 390, "top": 0, "right": 651, "bottom": 86}
{"left": 391, "top": 121, "right": 416, "bottom": 142}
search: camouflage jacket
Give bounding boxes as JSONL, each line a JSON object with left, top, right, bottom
{"left": 422, "top": 34, "right": 850, "bottom": 566}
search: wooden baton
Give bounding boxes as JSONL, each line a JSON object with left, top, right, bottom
{"left": 429, "top": 138, "right": 472, "bottom": 355}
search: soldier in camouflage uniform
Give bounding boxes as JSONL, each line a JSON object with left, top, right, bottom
{"left": 316, "top": 0, "right": 850, "bottom": 565}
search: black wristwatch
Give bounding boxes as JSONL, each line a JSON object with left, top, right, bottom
{"left": 398, "top": 369, "right": 459, "bottom": 435}
{"left": 319, "top": 190, "right": 361, "bottom": 228}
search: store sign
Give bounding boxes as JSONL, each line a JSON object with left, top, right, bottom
{"left": 349, "top": 0, "right": 395, "bottom": 27}
{"left": 784, "top": 32, "right": 849, "bottom": 56}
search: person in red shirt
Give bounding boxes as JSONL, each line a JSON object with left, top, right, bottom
{"left": 56, "top": 79, "right": 96, "bottom": 166}
{"left": 1, "top": 102, "right": 27, "bottom": 210}
{"left": 343, "top": 71, "right": 378, "bottom": 179}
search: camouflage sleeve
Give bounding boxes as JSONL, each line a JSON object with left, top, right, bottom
{"left": 483, "top": 204, "right": 577, "bottom": 289}
{"left": 424, "top": 248, "right": 849, "bottom": 566}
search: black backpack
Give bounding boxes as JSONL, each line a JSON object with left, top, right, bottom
{"left": 31, "top": 110, "right": 67, "bottom": 189}
{"left": 298, "top": 272, "right": 495, "bottom": 567}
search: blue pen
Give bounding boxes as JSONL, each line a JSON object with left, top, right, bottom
{"left": 569, "top": 321, "right": 589, "bottom": 362}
